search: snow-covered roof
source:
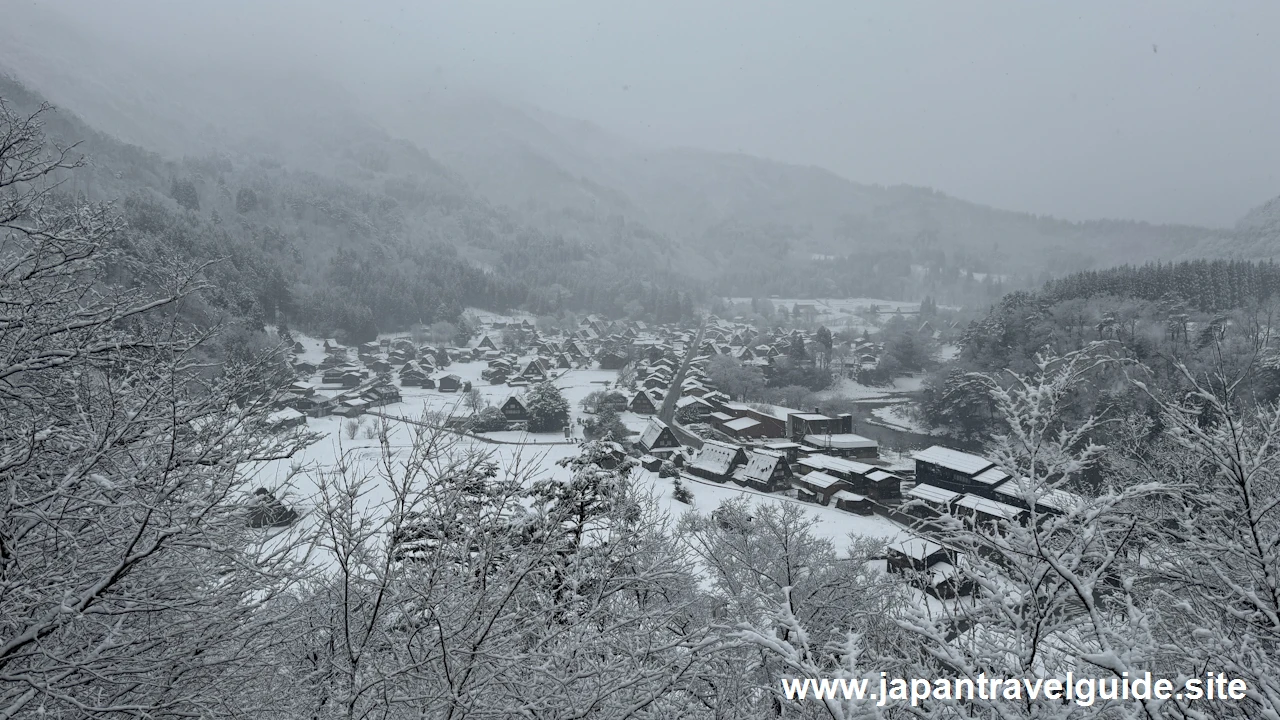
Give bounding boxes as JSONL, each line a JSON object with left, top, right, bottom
{"left": 690, "top": 440, "right": 743, "bottom": 476}
{"left": 799, "top": 470, "right": 846, "bottom": 490}
{"left": 993, "top": 480, "right": 1085, "bottom": 514}
{"left": 929, "top": 562, "right": 959, "bottom": 585}
{"left": 887, "top": 537, "right": 945, "bottom": 561}
{"left": 956, "top": 494, "right": 1026, "bottom": 521}
{"left": 723, "top": 417, "right": 760, "bottom": 432}
{"left": 639, "top": 418, "right": 673, "bottom": 449}
{"left": 708, "top": 412, "right": 735, "bottom": 423}
{"left": 974, "top": 467, "right": 1011, "bottom": 486}
{"left": 907, "top": 483, "right": 960, "bottom": 505}
{"left": 799, "top": 455, "right": 875, "bottom": 477}
{"left": 832, "top": 490, "right": 867, "bottom": 503}
{"left": 863, "top": 469, "right": 899, "bottom": 485}
{"left": 804, "top": 433, "right": 878, "bottom": 450}
{"left": 913, "top": 446, "right": 994, "bottom": 476}
{"left": 737, "top": 449, "right": 784, "bottom": 483}
{"left": 793, "top": 413, "right": 831, "bottom": 421}
{"left": 267, "top": 408, "right": 304, "bottom": 424}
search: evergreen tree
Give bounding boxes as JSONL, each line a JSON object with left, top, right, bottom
{"left": 525, "top": 381, "right": 571, "bottom": 432}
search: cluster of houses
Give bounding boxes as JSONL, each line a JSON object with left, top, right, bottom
{"left": 887, "top": 446, "right": 1086, "bottom": 598}
{"left": 634, "top": 407, "right": 899, "bottom": 517}
{"left": 630, "top": 381, "right": 1086, "bottom": 601}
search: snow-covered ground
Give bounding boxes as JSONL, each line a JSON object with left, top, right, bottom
{"left": 819, "top": 375, "right": 924, "bottom": 402}
{"left": 870, "top": 403, "right": 928, "bottom": 434}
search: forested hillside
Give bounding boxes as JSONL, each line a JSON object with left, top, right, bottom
{"left": 1185, "top": 192, "right": 1280, "bottom": 260}
{"left": 390, "top": 95, "right": 1216, "bottom": 304}
{"left": 0, "top": 76, "right": 701, "bottom": 341}
{"left": 922, "top": 259, "right": 1280, "bottom": 441}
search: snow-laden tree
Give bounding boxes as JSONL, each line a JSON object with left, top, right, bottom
{"left": 885, "top": 349, "right": 1184, "bottom": 719}
{"left": 722, "top": 349, "right": 1184, "bottom": 719}
{"left": 525, "top": 380, "right": 570, "bottom": 432}
{"left": 681, "top": 499, "right": 909, "bottom": 718}
{"left": 0, "top": 100, "right": 315, "bottom": 718}
{"left": 1121, "top": 361, "right": 1280, "bottom": 718}
{"left": 290, "top": 428, "right": 713, "bottom": 719}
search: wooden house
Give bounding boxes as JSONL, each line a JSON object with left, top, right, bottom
{"left": 438, "top": 374, "right": 463, "bottom": 393}
{"left": 886, "top": 537, "right": 953, "bottom": 574}
{"left": 720, "top": 416, "right": 770, "bottom": 440}
{"left": 719, "top": 403, "right": 787, "bottom": 438}
{"left": 266, "top": 408, "right": 307, "bottom": 431}
{"left": 912, "top": 446, "right": 1010, "bottom": 497}
{"left": 759, "top": 441, "right": 804, "bottom": 463}
{"left": 955, "top": 494, "right": 1029, "bottom": 528}
{"left": 362, "top": 385, "right": 402, "bottom": 408}
{"left": 629, "top": 390, "right": 657, "bottom": 415}
{"left": 733, "top": 449, "right": 792, "bottom": 493}
{"left": 337, "top": 398, "right": 368, "bottom": 418}
{"left": 636, "top": 418, "right": 681, "bottom": 456}
{"left": 500, "top": 395, "right": 530, "bottom": 422}
{"left": 477, "top": 335, "right": 497, "bottom": 350}
{"left": 307, "top": 392, "right": 340, "bottom": 418}
{"left": 687, "top": 440, "right": 747, "bottom": 483}
{"left": 904, "top": 483, "right": 961, "bottom": 523}
{"left": 793, "top": 470, "right": 849, "bottom": 506}
{"left": 832, "top": 490, "right": 872, "bottom": 515}
{"left": 992, "top": 480, "right": 1084, "bottom": 518}
{"left": 862, "top": 468, "right": 902, "bottom": 503}
{"left": 675, "top": 395, "right": 713, "bottom": 420}
{"left": 519, "top": 359, "right": 550, "bottom": 382}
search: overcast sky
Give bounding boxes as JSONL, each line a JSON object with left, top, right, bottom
{"left": 38, "top": 0, "right": 1280, "bottom": 227}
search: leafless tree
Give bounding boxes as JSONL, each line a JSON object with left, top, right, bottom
{"left": 0, "top": 100, "right": 316, "bottom": 718}
{"left": 286, "top": 418, "right": 715, "bottom": 719}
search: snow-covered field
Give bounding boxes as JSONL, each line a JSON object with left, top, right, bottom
{"left": 870, "top": 403, "right": 928, "bottom": 434}
{"left": 819, "top": 375, "right": 925, "bottom": 402}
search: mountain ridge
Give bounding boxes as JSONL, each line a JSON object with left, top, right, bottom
{"left": 3, "top": 0, "right": 1272, "bottom": 304}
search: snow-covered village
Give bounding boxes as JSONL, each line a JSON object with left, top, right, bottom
{"left": 6, "top": 3, "right": 1280, "bottom": 719}
{"left": 255, "top": 310, "right": 1012, "bottom": 591}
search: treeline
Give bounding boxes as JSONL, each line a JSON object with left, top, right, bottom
{"left": 1044, "top": 258, "right": 1280, "bottom": 312}
{"left": 710, "top": 247, "right": 1020, "bottom": 307}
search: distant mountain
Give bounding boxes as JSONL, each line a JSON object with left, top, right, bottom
{"left": 383, "top": 91, "right": 1212, "bottom": 282}
{"left": 1183, "top": 194, "right": 1280, "bottom": 260}
{"left": 0, "top": 0, "right": 1237, "bottom": 308}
